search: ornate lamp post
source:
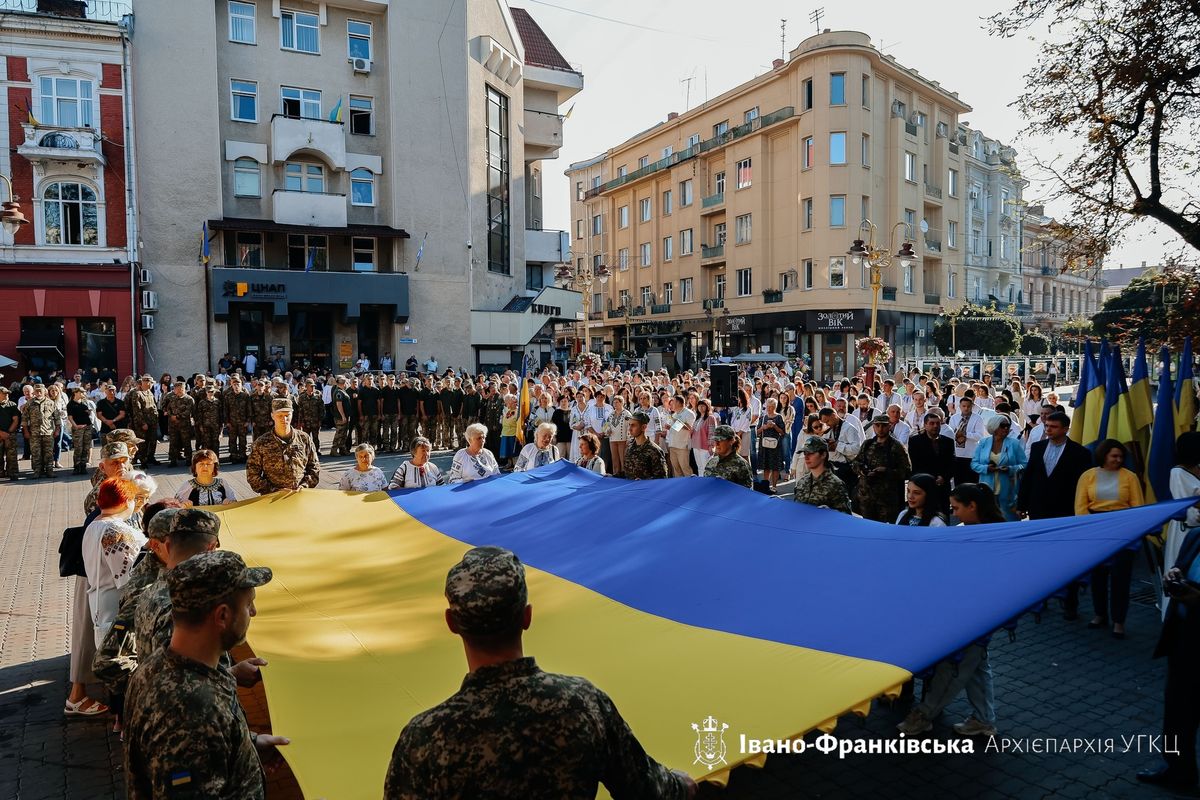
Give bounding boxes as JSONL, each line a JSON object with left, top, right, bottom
{"left": 0, "top": 175, "right": 29, "bottom": 237}
{"left": 556, "top": 260, "right": 610, "bottom": 358}
{"left": 847, "top": 220, "right": 914, "bottom": 386}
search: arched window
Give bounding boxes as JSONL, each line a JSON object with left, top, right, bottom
{"left": 43, "top": 182, "right": 98, "bottom": 245}
{"left": 234, "top": 158, "right": 261, "bottom": 197}
{"left": 350, "top": 168, "right": 374, "bottom": 206}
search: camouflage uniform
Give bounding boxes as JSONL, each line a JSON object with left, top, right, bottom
{"left": 223, "top": 385, "right": 252, "bottom": 463}
{"left": 194, "top": 388, "right": 223, "bottom": 454}
{"left": 852, "top": 435, "right": 912, "bottom": 523}
{"left": 123, "top": 551, "right": 273, "bottom": 800}
{"left": 125, "top": 384, "right": 160, "bottom": 467}
{"left": 71, "top": 417, "right": 92, "bottom": 472}
{"left": 703, "top": 452, "right": 754, "bottom": 488}
{"left": 90, "top": 430, "right": 142, "bottom": 487}
{"left": 384, "top": 546, "right": 688, "bottom": 800}
{"left": 249, "top": 389, "right": 274, "bottom": 443}
{"left": 622, "top": 438, "right": 668, "bottom": 480}
{"left": 93, "top": 551, "right": 164, "bottom": 696}
{"left": 133, "top": 580, "right": 174, "bottom": 659}
{"left": 0, "top": 392, "right": 19, "bottom": 478}
{"left": 793, "top": 469, "right": 853, "bottom": 514}
{"left": 330, "top": 385, "right": 353, "bottom": 456}
{"left": 245, "top": 425, "right": 320, "bottom": 494}
{"left": 296, "top": 388, "right": 325, "bottom": 452}
{"left": 21, "top": 393, "right": 59, "bottom": 477}
{"left": 162, "top": 392, "right": 195, "bottom": 466}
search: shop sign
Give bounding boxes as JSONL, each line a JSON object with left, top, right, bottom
{"left": 723, "top": 315, "right": 749, "bottom": 334}
{"left": 338, "top": 339, "right": 354, "bottom": 369}
{"left": 221, "top": 280, "right": 286, "bottom": 300}
{"left": 807, "top": 310, "right": 860, "bottom": 332}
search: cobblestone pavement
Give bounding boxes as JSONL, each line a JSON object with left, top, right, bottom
{"left": 0, "top": 438, "right": 1188, "bottom": 799}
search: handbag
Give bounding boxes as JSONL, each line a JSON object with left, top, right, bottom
{"left": 760, "top": 436, "right": 779, "bottom": 449}
{"left": 59, "top": 525, "right": 87, "bottom": 578}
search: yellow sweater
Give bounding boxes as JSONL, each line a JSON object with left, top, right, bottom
{"left": 1074, "top": 467, "right": 1145, "bottom": 515}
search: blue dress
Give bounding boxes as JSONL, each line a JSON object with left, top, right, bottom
{"left": 970, "top": 436, "right": 1028, "bottom": 521}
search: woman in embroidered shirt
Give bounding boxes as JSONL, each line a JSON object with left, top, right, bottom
{"left": 389, "top": 437, "right": 443, "bottom": 488}
{"left": 339, "top": 443, "right": 389, "bottom": 492}
{"left": 514, "top": 423, "right": 562, "bottom": 472}
{"left": 175, "top": 449, "right": 238, "bottom": 506}
{"left": 607, "top": 395, "right": 632, "bottom": 476}
{"left": 569, "top": 387, "right": 590, "bottom": 462}
{"left": 82, "top": 477, "right": 148, "bottom": 648}
{"left": 577, "top": 433, "right": 607, "bottom": 475}
{"left": 446, "top": 423, "right": 501, "bottom": 484}
{"left": 497, "top": 393, "right": 521, "bottom": 467}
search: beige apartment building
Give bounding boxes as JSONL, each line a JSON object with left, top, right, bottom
{"left": 565, "top": 30, "right": 974, "bottom": 379}
{"left": 1020, "top": 206, "right": 1104, "bottom": 330}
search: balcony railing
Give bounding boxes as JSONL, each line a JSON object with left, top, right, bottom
{"left": 924, "top": 293, "right": 941, "bottom": 305}
{"left": 924, "top": 238, "right": 941, "bottom": 253}
{"left": 651, "top": 303, "right": 671, "bottom": 315}
{"left": 0, "top": 0, "right": 131, "bottom": 19}
{"left": 762, "top": 289, "right": 783, "bottom": 304}
{"left": 608, "top": 308, "right": 624, "bottom": 319}
{"left": 588, "top": 311, "right": 603, "bottom": 320}
{"left": 948, "top": 142, "right": 960, "bottom": 155}
{"left": 924, "top": 184, "right": 943, "bottom": 200}
{"left": 905, "top": 122, "right": 919, "bottom": 136}
{"left": 703, "top": 298, "right": 724, "bottom": 310}
{"left": 701, "top": 244, "right": 725, "bottom": 260}
{"left": 701, "top": 193, "right": 724, "bottom": 209}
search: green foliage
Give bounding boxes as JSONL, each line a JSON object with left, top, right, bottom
{"left": 1091, "top": 269, "right": 1200, "bottom": 348}
{"left": 932, "top": 303, "right": 1022, "bottom": 356}
{"left": 1020, "top": 330, "right": 1051, "bottom": 355}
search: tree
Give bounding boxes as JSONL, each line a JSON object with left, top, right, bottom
{"left": 1020, "top": 330, "right": 1051, "bottom": 355}
{"left": 932, "top": 303, "right": 1022, "bottom": 355}
{"left": 1091, "top": 266, "right": 1200, "bottom": 347}
{"left": 990, "top": 0, "right": 1200, "bottom": 257}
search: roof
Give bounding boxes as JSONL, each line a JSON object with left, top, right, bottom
{"left": 1101, "top": 266, "right": 1153, "bottom": 289}
{"left": 509, "top": 7, "right": 575, "bottom": 72}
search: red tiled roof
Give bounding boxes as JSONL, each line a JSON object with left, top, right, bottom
{"left": 509, "top": 7, "right": 575, "bottom": 73}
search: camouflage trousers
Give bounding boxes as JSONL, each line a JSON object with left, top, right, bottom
{"left": 450, "top": 415, "right": 465, "bottom": 450}
{"left": 167, "top": 424, "right": 193, "bottom": 465}
{"left": 195, "top": 425, "right": 221, "bottom": 455}
{"left": 433, "top": 416, "right": 450, "bottom": 449}
{"left": 359, "top": 415, "right": 380, "bottom": 448}
{"left": 380, "top": 414, "right": 398, "bottom": 452}
{"left": 400, "top": 416, "right": 420, "bottom": 452}
{"left": 300, "top": 423, "right": 321, "bottom": 453}
{"left": 133, "top": 423, "right": 157, "bottom": 466}
{"left": 331, "top": 420, "right": 351, "bottom": 456}
{"left": 0, "top": 434, "right": 17, "bottom": 477}
{"left": 227, "top": 423, "right": 249, "bottom": 461}
{"left": 71, "top": 426, "right": 91, "bottom": 471}
{"left": 30, "top": 434, "right": 55, "bottom": 477}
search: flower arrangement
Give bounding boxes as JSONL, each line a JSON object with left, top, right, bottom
{"left": 576, "top": 352, "right": 603, "bottom": 374}
{"left": 855, "top": 336, "right": 893, "bottom": 364}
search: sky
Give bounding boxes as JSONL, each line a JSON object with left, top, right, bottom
{"left": 523, "top": 0, "right": 1173, "bottom": 271}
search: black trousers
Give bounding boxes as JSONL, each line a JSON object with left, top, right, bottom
{"left": 1091, "top": 549, "right": 1136, "bottom": 624}
{"left": 1163, "top": 636, "right": 1200, "bottom": 782}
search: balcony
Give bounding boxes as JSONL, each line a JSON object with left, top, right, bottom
{"left": 524, "top": 108, "right": 564, "bottom": 159}
{"left": 525, "top": 228, "right": 568, "bottom": 264}
{"left": 271, "top": 114, "right": 345, "bottom": 170}
{"left": 588, "top": 310, "right": 603, "bottom": 320}
{"left": 18, "top": 123, "right": 105, "bottom": 168}
{"left": 703, "top": 298, "right": 724, "bottom": 310}
{"left": 762, "top": 289, "right": 783, "bottom": 304}
{"left": 701, "top": 193, "right": 725, "bottom": 213}
{"left": 1014, "top": 302, "right": 1034, "bottom": 318}
{"left": 700, "top": 244, "right": 726, "bottom": 267}
{"left": 905, "top": 122, "right": 919, "bottom": 136}
{"left": 924, "top": 184, "right": 943, "bottom": 201}
{"left": 948, "top": 142, "right": 960, "bottom": 155}
{"left": 924, "top": 238, "right": 942, "bottom": 253}
{"left": 924, "top": 293, "right": 941, "bottom": 305}
{"left": 473, "top": 286, "right": 581, "bottom": 346}
{"left": 651, "top": 303, "right": 671, "bottom": 315}
{"left": 273, "top": 190, "right": 347, "bottom": 228}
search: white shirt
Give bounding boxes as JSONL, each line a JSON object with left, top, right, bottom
{"left": 82, "top": 516, "right": 148, "bottom": 647}
{"left": 389, "top": 460, "right": 443, "bottom": 489}
{"left": 514, "top": 443, "right": 562, "bottom": 472}
{"left": 446, "top": 448, "right": 500, "bottom": 483}
{"left": 889, "top": 419, "right": 913, "bottom": 447}
{"left": 947, "top": 412, "right": 986, "bottom": 459}
{"left": 243, "top": 353, "right": 257, "bottom": 374}
{"left": 339, "top": 465, "right": 388, "bottom": 492}
{"left": 1025, "top": 422, "right": 1046, "bottom": 456}
{"left": 664, "top": 407, "right": 695, "bottom": 449}
{"left": 824, "top": 418, "right": 864, "bottom": 463}
{"left": 585, "top": 403, "right": 613, "bottom": 436}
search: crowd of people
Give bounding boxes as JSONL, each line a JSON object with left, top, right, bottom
{"left": 10, "top": 351, "right": 1200, "bottom": 796}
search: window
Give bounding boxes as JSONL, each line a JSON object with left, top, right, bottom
{"left": 617, "top": 166, "right": 627, "bottom": 178}
{"left": 802, "top": 136, "right": 814, "bottom": 169}
{"left": 803, "top": 259, "right": 813, "bottom": 289}
{"left": 861, "top": 133, "right": 871, "bottom": 167}
{"left": 592, "top": 214, "right": 602, "bottom": 235}
{"left": 904, "top": 151, "right": 917, "bottom": 182}
{"left": 641, "top": 286, "right": 653, "bottom": 307}
{"left": 681, "top": 277, "right": 694, "bottom": 302}
{"left": 713, "top": 120, "right": 729, "bottom": 137}
{"left": 527, "top": 264, "right": 545, "bottom": 291}
{"left": 780, "top": 270, "right": 797, "bottom": 291}
{"left": 861, "top": 74, "right": 871, "bottom": 108}
{"left": 638, "top": 155, "right": 650, "bottom": 169}
{"left": 640, "top": 242, "right": 651, "bottom": 267}
{"left": 349, "top": 95, "right": 373, "bottom": 135}
{"left": 972, "top": 275, "right": 982, "bottom": 301}
{"left": 680, "top": 228, "right": 694, "bottom": 255}
{"left": 233, "top": 157, "right": 261, "bottom": 196}
{"left": 284, "top": 162, "right": 324, "bottom": 192}
{"left": 281, "top": 86, "right": 321, "bottom": 119}
{"left": 744, "top": 107, "right": 759, "bottom": 123}
{"left": 802, "top": 198, "right": 813, "bottom": 230}
{"left": 662, "top": 236, "right": 673, "bottom": 261}
{"left": 230, "top": 79, "right": 257, "bottom": 122}
{"left": 904, "top": 209, "right": 915, "bottom": 239}
{"left": 948, "top": 220, "right": 958, "bottom": 248}
{"left": 735, "top": 213, "right": 752, "bottom": 244}
{"left": 663, "top": 282, "right": 673, "bottom": 305}
{"left": 281, "top": 9, "right": 319, "bottom": 53}
{"left": 948, "top": 168, "right": 959, "bottom": 197}
{"left": 42, "top": 182, "right": 98, "bottom": 245}
{"left": 714, "top": 222, "right": 727, "bottom": 246}
{"left": 715, "top": 274, "right": 726, "bottom": 300}
{"left": 971, "top": 228, "right": 983, "bottom": 256}
{"left": 802, "top": 78, "right": 813, "bottom": 111}
{"left": 287, "top": 233, "right": 327, "bottom": 270}
{"left": 593, "top": 254, "right": 603, "bottom": 271}
{"left": 680, "top": 179, "right": 693, "bottom": 206}
{"left": 639, "top": 198, "right": 651, "bottom": 222}
{"left": 1001, "top": 188, "right": 1011, "bottom": 216}
{"left": 229, "top": 1, "right": 256, "bottom": 43}
{"left": 37, "top": 76, "right": 94, "bottom": 128}
{"left": 860, "top": 196, "right": 870, "bottom": 225}
{"left": 235, "top": 231, "right": 262, "bottom": 266}
{"left": 486, "top": 86, "right": 510, "bottom": 274}
{"left": 829, "top": 257, "right": 846, "bottom": 288}
{"left": 687, "top": 133, "right": 700, "bottom": 148}
{"left": 618, "top": 247, "right": 630, "bottom": 270}
{"left": 736, "top": 268, "right": 752, "bottom": 297}
{"left": 662, "top": 190, "right": 672, "bottom": 216}
{"left": 350, "top": 168, "right": 374, "bottom": 205}
{"left": 352, "top": 237, "right": 376, "bottom": 271}
{"left": 830, "top": 196, "right": 846, "bottom": 227}
{"left": 347, "top": 19, "right": 371, "bottom": 60}
{"left": 575, "top": 181, "right": 584, "bottom": 201}
{"left": 903, "top": 263, "right": 914, "bottom": 294}
{"left": 947, "top": 270, "right": 956, "bottom": 298}
{"left": 1000, "top": 235, "right": 1009, "bottom": 260}
{"left": 575, "top": 220, "right": 583, "bottom": 239}
{"left": 893, "top": 99, "right": 907, "bottom": 119}
{"left": 830, "top": 72, "right": 845, "bottom": 105}
{"left": 619, "top": 289, "right": 631, "bottom": 308}
{"left": 593, "top": 292, "right": 603, "bottom": 313}
{"left": 736, "top": 158, "right": 752, "bottom": 189}
{"left": 830, "top": 132, "right": 846, "bottom": 165}
{"left": 662, "top": 145, "right": 673, "bottom": 159}
{"left": 592, "top": 175, "right": 601, "bottom": 190}
{"left": 714, "top": 171, "right": 725, "bottom": 195}
{"left": 618, "top": 206, "right": 629, "bottom": 229}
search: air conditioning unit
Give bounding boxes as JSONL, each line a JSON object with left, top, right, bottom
{"left": 141, "top": 290, "right": 159, "bottom": 311}
{"left": 352, "top": 57, "right": 372, "bottom": 74}
{"left": 140, "top": 314, "right": 155, "bottom": 331}
{"left": 139, "top": 268, "right": 152, "bottom": 285}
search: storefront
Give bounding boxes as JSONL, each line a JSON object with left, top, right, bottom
{"left": 209, "top": 267, "right": 409, "bottom": 373}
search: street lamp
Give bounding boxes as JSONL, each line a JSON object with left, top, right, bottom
{"left": 556, "top": 260, "right": 610, "bottom": 358}
{"left": 0, "top": 175, "right": 29, "bottom": 237}
{"left": 704, "top": 302, "right": 730, "bottom": 358}
{"left": 848, "top": 219, "right": 913, "bottom": 383}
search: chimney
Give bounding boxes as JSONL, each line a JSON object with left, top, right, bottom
{"left": 667, "top": 112, "right": 679, "bottom": 121}
{"left": 772, "top": 58, "right": 785, "bottom": 69}
{"left": 1142, "top": 261, "right": 1147, "bottom": 268}
{"left": 37, "top": 0, "right": 87, "bottom": 17}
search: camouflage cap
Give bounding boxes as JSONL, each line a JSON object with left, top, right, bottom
{"left": 630, "top": 411, "right": 651, "bottom": 425}
{"left": 101, "top": 442, "right": 131, "bottom": 460}
{"left": 304, "top": 378, "right": 316, "bottom": 386}
{"left": 139, "top": 374, "right": 154, "bottom": 382}
{"left": 871, "top": 414, "right": 891, "bottom": 426}
{"left": 147, "top": 508, "right": 221, "bottom": 542}
{"left": 800, "top": 436, "right": 829, "bottom": 454}
{"left": 168, "top": 550, "right": 272, "bottom": 616}
{"left": 445, "top": 546, "right": 528, "bottom": 637}
{"left": 105, "top": 428, "right": 145, "bottom": 446}
{"left": 712, "top": 424, "right": 737, "bottom": 441}
{"left": 271, "top": 397, "right": 293, "bottom": 412}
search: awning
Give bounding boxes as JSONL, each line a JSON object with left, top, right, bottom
{"left": 207, "top": 217, "right": 410, "bottom": 239}
{"left": 731, "top": 352, "right": 789, "bottom": 363}
{"left": 16, "top": 330, "right": 64, "bottom": 358}
{"left": 0, "top": 354, "right": 16, "bottom": 369}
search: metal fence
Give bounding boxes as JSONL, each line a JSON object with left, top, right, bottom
{"left": 0, "top": 0, "right": 131, "bottom": 22}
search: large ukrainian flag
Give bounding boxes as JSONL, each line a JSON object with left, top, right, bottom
{"left": 1176, "top": 337, "right": 1196, "bottom": 439}
{"left": 1070, "top": 341, "right": 1105, "bottom": 448}
{"left": 211, "top": 469, "right": 1194, "bottom": 798}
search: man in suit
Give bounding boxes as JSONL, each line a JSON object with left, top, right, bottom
{"left": 907, "top": 412, "right": 955, "bottom": 513}
{"left": 1137, "top": 526, "right": 1200, "bottom": 792}
{"left": 1016, "top": 411, "right": 1094, "bottom": 619}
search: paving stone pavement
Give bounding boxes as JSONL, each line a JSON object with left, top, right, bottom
{"left": 0, "top": 439, "right": 1191, "bottom": 799}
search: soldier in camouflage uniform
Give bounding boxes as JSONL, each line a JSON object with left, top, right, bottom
{"left": 67, "top": 387, "right": 94, "bottom": 474}
{"left": 249, "top": 380, "right": 274, "bottom": 444}
{"left": 793, "top": 436, "right": 852, "bottom": 514}
{"left": 852, "top": 415, "right": 911, "bottom": 522}
{"left": 223, "top": 375, "right": 252, "bottom": 463}
{"left": 126, "top": 375, "right": 161, "bottom": 468}
{"left": 133, "top": 509, "right": 222, "bottom": 658}
{"left": 123, "top": 550, "right": 283, "bottom": 799}
{"left": 0, "top": 386, "right": 20, "bottom": 480}
{"left": 162, "top": 382, "right": 195, "bottom": 467}
{"left": 330, "top": 375, "right": 353, "bottom": 456}
{"left": 384, "top": 546, "right": 694, "bottom": 799}
{"left": 245, "top": 397, "right": 320, "bottom": 494}
{"left": 295, "top": 378, "right": 325, "bottom": 453}
{"left": 194, "top": 382, "right": 223, "bottom": 456}
{"left": 21, "top": 384, "right": 60, "bottom": 478}
{"left": 621, "top": 411, "right": 667, "bottom": 480}
{"left": 703, "top": 424, "right": 754, "bottom": 488}
{"left": 89, "top": 429, "right": 143, "bottom": 487}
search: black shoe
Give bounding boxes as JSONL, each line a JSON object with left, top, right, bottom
{"left": 1136, "top": 766, "right": 1199, "bottom": 791}
{"left": 1087, "top": 618, "right": 1108, "bottom": 629}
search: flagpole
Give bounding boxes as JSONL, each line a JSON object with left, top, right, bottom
{"left": 203, "top": 244, "right": 213, "bottom": 372}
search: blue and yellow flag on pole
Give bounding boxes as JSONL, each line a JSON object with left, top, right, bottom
{"left": 1146, "top": 346, "right": 1176, "bottom": 504}
{"left": 329, "top": 97, "right": 344, "bottom": 123}
{"left": 515, "top": 353, "right": 533, "bottom": 446}
{"left": 1070, "top": 341, "right": 1106, "bottom": 448}
{"left": 1097, "top": 347, "right": 1136, "bottom": 448}
{"left": 1130, "top": 339, "right": 1154, "bottom": 432}
{"left": 198, "top": 221, "right": 211, "bottom": 267}
{"left": 1175, "top": 336, "right": 1195, "bottom": 438}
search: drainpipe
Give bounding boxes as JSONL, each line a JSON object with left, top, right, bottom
{"left": 119, "top": 15, "right": 140, "bottom": 373}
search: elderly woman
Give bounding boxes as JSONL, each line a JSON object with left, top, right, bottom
{"left": 971, "top": 414, "right": 1027, "bottom": 521}
{"left": 514, "top": 422, "right": 562, "bottom": 472}
{"left": 577, "top": 433, "right": 607, "bottom": 475}
{"left": 607, "top": 395, "right": 632, "bottom": 477}
{"left": 446, "top": 422, "right": 501, "bottom": 484}
{"left": 82, "top": 477, "right": 147, "bottom": 648}
{"left": 389, "top": 436, "right": 442, "bottom": 488}
{"left": 175, "top": 449, "right": 237, "bottom": 506}
{"left": 339, "top": 443, "right": 388, "bottom": 491}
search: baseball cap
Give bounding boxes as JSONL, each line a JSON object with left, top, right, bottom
{"left": 445, "top": 546, "right": 528, "bottom": 637}
{"left": 168, "top": 550, "right": 272, "bottom": 616}
{"left": 800, "top": 436, "right": 829, "bottom": 454}
{"left": 105, "top": 429, "right": 145, "bottom": 446}
{"left": 871, "top": 414, "right": 891, "bottom": 426}
{"left": 271, "top": 397, "right": 293, "bottom": 412}
{"left": 139, "top": 374, "right": 154, "bottom": 382}
{"left": 713, "top": 424, "right": 736, "bottom": 441}
{"left": 101, "top": 442, "right": 131, "bottom": 460}
{"left": 146, "top": 507, "right": 221, "bottom": 541}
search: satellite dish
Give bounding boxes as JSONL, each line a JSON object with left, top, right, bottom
{"left": 920, "top": 219, "right": 930, "bottom": 233}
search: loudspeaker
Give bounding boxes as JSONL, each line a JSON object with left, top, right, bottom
{"left": 710, "top": 363, "right": 738, "bottom": 407}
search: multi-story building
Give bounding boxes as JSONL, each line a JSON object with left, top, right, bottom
{"left": 1019, "top": 205, "right": 1103, "bottom": 329}
{"left": 958, "top": 125, "right": 1027, "bottom": 310}
{"left": 564, "top": 30, "right": 974, "bottom": 378}
{"left": 0, "top": 0, "right": 140, "bottom": 380}
{"left": 133, "top": 0, "right": 580, "bottom": 375}
{"left": 1099, "top": 263, "right": 1153, "bottom": 302}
